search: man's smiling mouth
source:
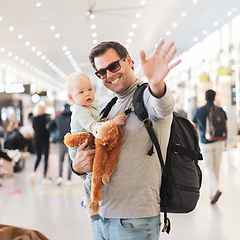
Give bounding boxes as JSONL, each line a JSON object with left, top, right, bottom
{"left": 110, "top": 77, "right": 120, "bottom": 84}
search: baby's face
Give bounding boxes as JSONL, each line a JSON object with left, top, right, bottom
{"left": 70, "top": 78, "right": 95, "bottom": 108}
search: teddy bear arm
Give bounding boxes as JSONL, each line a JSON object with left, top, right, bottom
{"left": 63, "top": 133, "right": 95, "bottom": 149}
{"left": 104, "top": 126, "right": 123, "bottom": 177}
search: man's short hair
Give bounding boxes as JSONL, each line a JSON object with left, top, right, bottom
{"left": 88, "top": 41, "right": 134, "bottom": 71}
{"left": 205, "top": 89, "right": 216, "bottom": 102}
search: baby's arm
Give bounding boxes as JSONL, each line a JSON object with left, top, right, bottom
{"left": 111, "top": 114, "right": 125, "bottom": 126}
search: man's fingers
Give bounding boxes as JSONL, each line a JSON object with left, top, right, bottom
{"left": 87, "top": 148, "right": 96, "bottom": 156}
{"left": 78, "top": 139, "right": 88, "bottom": 150}
{"left": 169, "top": 59, "right": 182, "bottom": 70}
{"left": 161, "top": 41, "right": 175, "bottom": 59}
{"left": 140, "top": 50, "right": 147, "bottom": 65}
{"left": 153, "top": 38, "right": 165, "bottom": 55}
{"left": 165, "top": 47, "right": 177, "bottom": 63}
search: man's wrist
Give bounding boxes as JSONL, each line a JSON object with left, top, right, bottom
{"left": 70, "top": 161, "right": 85, "bottom": 176}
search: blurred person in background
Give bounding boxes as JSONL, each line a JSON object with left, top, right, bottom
{"left": 192, "top": 89, "right": 228, "bottom": 204}
{"left": 31, "top": 105, "right": 51, "bottom": 185}
{"left": 4, "top": 121, "right": 26, "bottom": 152}
{"left": 19, "top": 112, "right": 35, "bottom": 154}
{"left": 46, "top": 103, "right": 75, "bottom": 186}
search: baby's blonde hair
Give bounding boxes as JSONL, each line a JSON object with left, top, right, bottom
{"left": 65, "top": 72, "right": 91, "bottom": 94}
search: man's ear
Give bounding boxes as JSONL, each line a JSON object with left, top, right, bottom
{"left": 68, "top": 94, "right": 75, "bottom": 104}
{"left": 126, "top": 54, "right": 133, "bottom": 68}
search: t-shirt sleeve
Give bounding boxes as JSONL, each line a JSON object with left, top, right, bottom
{"left": 143, "top": 85, "right": 175, "bottom": 119}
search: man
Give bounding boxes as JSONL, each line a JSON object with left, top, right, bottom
{"left": 71, "top": 39, "right": 181, "bottom": 239}
{"left": 192, "top": 90, "right": 227, "bottom": 204}
{"left": 47, "top": 104, "right": 74, "bottom": 186}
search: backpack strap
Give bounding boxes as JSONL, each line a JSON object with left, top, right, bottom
{"left": 132, "top": 83, "right": 171, "bottom": 233}
{"left": 172, "top": 144, "right": 203, "bottom": 160}
{"left": 100, "top": 96, "right": 118, "bottom": 119}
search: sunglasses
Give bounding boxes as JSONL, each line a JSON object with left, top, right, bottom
{"left": 95, "top": 57, "right": 125, "bottom": 79}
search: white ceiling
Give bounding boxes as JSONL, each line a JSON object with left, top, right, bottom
{"left": 1, "top": 0, "right": 240, "bottom": 94}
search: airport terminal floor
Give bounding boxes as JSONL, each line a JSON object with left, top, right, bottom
{"left": 1, "top": 144, "right": 240, "bottom": 240}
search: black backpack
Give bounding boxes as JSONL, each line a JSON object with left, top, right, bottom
{"left": 100, "top": 83, "right": 203, "bottom": 234}
{"left": 204, "top": 105, "right": 227, "bottom": 141}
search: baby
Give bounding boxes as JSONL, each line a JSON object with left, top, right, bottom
{"left": 65, "top": 72, "right": 125, "bottom": 219}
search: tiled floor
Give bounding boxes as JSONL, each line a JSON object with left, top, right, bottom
{"left": 1, "top": 146, "right": 240, "bottom": 240}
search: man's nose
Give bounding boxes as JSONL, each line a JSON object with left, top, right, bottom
{"left": 106, "top": 69, "right": 114, "bottom": 79}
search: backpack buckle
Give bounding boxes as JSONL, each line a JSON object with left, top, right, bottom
{"left": 142, "top": 118, "right": 152, "bottom": 127}
{"left": 174, "top": 143, "right": 180, "bottom": 154}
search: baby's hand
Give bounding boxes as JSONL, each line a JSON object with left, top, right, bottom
{"left": 112, "top": 114, "right": 126, "bottom": 126}
{"left": 100, "top": 117, "right": 108, "bottom": 122}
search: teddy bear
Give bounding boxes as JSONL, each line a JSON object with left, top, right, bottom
{"left": 64, "top": 121, "right": 123, "bottom": 214}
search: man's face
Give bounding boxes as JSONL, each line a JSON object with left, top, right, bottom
{"left": 94, "top": 48, "right": 136, "bottom": 94}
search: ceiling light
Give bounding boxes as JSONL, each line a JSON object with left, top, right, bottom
{"left": 29, "top": 65, "right": 34, "bottom": 70}
{"left": 166, "top": 31, "right": 171, "bottom": 36}
{"left": 90, "top": 14, "right": 95, "bottom": 19}
{"left": 126, "top": 39, "right": 131, "bottom": 43}
{"left": 0, "top": 47, "right": 5, "bottom": 52}
{"left": 93, "top": 39, "right": 98, "bottom": 44}
{"left": 214, "top": 22, "right": 218, "bottom": 26}
{"left": 45, "top": 59, "right": 50, "bottom": 64}
{"left": 132, "top": 24, "right": 137, "bottom": 28}
{"left": 9, "top": 27, "right": 14, "bottom": 31}
{"left": 7, "top": 66, "right": 12, "bottom": 70}
{"left": 65, "top": 51, "right": 70, "bottom": 55}
{"left": 31, "top": 47, "right": 36, "bottom": 51}
{"left": 25, "top": 62, "right": 30, "bottom": 67}
{"left": 55, "top": 34, "right": 60, "bottom": 38}
{"left": 92, "top": 33, "right": 97, "bottom": 37}
{"left": 36, "top": 3, "right": 41, "bottom": 7}
{"left": 20, "top": 59, "right": 25, "bottom": 64}
{"left": 173, "top": 23, "right": 178, "bottom": 27}
{"left": 91, "top": 25, "right": 96, "bottom": 29}
{"left": 181, "top": 13, "right": 186, "bottom": 17}
{"left": 129, "top": 32, "right": 134, "bottom": 36}
{"left": 8, "top": 52, "right": 13, "bottom": 57}
{"left": 14, "top": 56, "right": 19, "bottom": 60}
{"left": 41, "top": 55, "right": 46, "bottom": 60}
{"left": 136, "top": 13, "right": 141, "bottom": 18}
{"left": 50, "top": 26, "right": 55, "bottom": 30}
{"left": 0, "top": 17, "right": 2, "bottom": 21}
{"left": 2, "top": 63, "right": 6, "bottom": 68}
{"left": 68, "top": 55, "right": 73, "bottom": 59}
{"left": 203, "top": 30, "right": 207, "bottom": 35}
{"left": 37, "top": 51, "right": 41, "bottom": 56}
{"left": 227, "top": 11, "right": 232, "bottom": 15}
{"left": 62, "top": 46, "right": 67, "bottom": 51}
{"left": 18, "top": 35, "right": 23, "bottom": 39}
{"left": 140, "top": 0, "right": 146, "bottom": 4}
{"left": 193, "top": 37, "right": 198, "bottom": 42}
{"left": 31, "top": 94, "right": 40, "bottom": 103}
{"left": 25, "top": 41, "right": 30, "bottom": 46}
{"left": 124, "top": 44, "right": 129, "bottom": 49}
{"left": 193, "top": 0, "right": 197, "bottom": 3}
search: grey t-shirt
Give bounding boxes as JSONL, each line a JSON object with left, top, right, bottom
{"left": 99, "top": 79, "right": 174, "bottom": 218}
